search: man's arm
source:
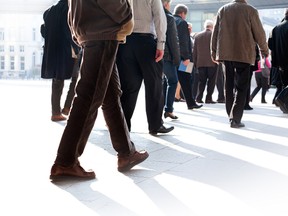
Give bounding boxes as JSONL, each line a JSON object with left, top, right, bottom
{"left": 152, "top": 0, "right": 167, "bottom": 51}
{"left": 211, "top": 14, "right": 219, "bottom": 62}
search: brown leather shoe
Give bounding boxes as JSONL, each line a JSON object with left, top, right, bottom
{"left": 118, "top": 150, "right": 149, "bottom": 172}
{"left": 51, "top": 114, "right": 67, "bottom": 122}
{"left": 61, "top": 107, "right": 70, "bottom": 116}
{"left": 50, "top": 163, "right": 96, "bottom": 180}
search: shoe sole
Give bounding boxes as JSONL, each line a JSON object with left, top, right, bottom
{"left": 149, "top": 127, "right": 174, "bottom": 135}
{"left": 51, "top": 118, "right": 67, "bottom": 122}
{"left": 50, "top": 174, "right": 96, "bottom": 181}
{"left": 118, "top": 153, "right": 149, "bottom": 172}
{"left": 164, "top": 113, "right": 178, "bottom": 120}
{"left": 230, "top": 124, "right": 245, "bottom": 128}
{"left": 188, "top": 106, "right": 203, "bottom": 110}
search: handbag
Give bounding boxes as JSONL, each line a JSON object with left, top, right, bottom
{"left": 261, "top": 58, "right": 270, "bottom": 78}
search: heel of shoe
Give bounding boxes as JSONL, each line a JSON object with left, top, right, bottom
{"left": 164, "top": 112, "right": 178, "bottom": 119}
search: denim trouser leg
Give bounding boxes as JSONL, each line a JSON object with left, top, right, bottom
{"left": 163, "top": 61, "right": 178, "bottom": 113}
{"left": 55, "top": 41, "right": 134, "bottom": 167}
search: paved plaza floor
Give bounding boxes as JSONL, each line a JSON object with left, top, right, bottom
{"left": 1, "top": 79, "right": 288, "bottom": 216}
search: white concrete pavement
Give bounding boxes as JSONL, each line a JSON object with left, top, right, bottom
{"left": 0, "top": 79, "right": 288, "bottom": 216}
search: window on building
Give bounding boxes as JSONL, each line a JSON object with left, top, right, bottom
{"left": 20, "top": 56, "right": 25, "bottom": 70}
{"left": 32, "top": 52, "right": 36, "bottom": 67}
{"left": 10, "top": 56, "right": 15, "bottom": 70}
{"left": 32, "top": 28, "right": 36, "bottom": 41}
{"left": 20, "top": 45, "right": 25, "bottom": 52}
{"left": 0, "top": 45, "right": 4, "bottom": 52}
{"left": 0, "top": 56, "right": 5, "bottom": 70}
{"left": 0, "top": 28, "right": 4, "bottom": 41}
{"left": 10, "top": 45, "right": 14, "bottom": 52}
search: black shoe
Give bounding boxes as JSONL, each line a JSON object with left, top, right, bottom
{"left": 230, "top": 120, "right": 245, "bottom": 128}
{"left": 217, "top": 99, "right": 225, "bottom": 103}
{"left": 205, "top": 100, "right": 216, "bottom": 104}
{"left": 149, "top": 125, "right": 174, "bottom": 135}
{"left": 188, "top": 104, "right": 203, "bottom": 109}
{"left": 164, "top": 112, "right": 178, "bottom": 119}
{"left": 196, "top": 100, "right": 204, "bottom": 103}
{"left": 175, "top": 98, "right": 186, "bottom": 102}
{"left": 244, "top": 105, "right": 253, "bottom": 110}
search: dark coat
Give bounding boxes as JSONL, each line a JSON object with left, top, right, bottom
{"left": 173, "top": 14, "right": 193, "bottom": 61}
{"left": 193, "top": 29, "right": 216, "bottom": 68}
{"left": 163, "top": 8, "right": 180, "bottom": 66}
{"left": 268, "top": 17, "right": 288, "bottom": 70}
{"left": 41, "top": 0, "right": 78, "bottom": 80}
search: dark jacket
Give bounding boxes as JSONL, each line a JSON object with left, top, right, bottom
{"left": 163, "top": 8, "right": 180, "bottom": 66}
{"left": 268, "top": 17, "right": 288, "bottom": 70}
{"left": 193, "top": 29, "right": 216, "bottom": 68}
{"left": 41, "top": 0, "right": 78, "bottom": 80}
{"left": 67, "top": 0, "right": 133, "bottom": 45}
{"left": 173, "top": 14, "right": 193, "bottom": 61}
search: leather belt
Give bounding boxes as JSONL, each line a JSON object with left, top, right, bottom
{"left": 131, "top": 33, "right": 154, "bottom": 38}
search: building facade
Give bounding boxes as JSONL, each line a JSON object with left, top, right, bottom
{"left": 0, "top": 0, "right": 56, "bottom": 79}
{"left": 0, "top": 0, "right": 286, "bottom": 79}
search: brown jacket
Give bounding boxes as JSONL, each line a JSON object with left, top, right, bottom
{"left": 211, "top": 0, "right": 269, "bottom": 65}
{"left": 67, "top": 0, "right": 133, "bottom": 45}
{"left": 193, "top": 29, "right": 216, "bottom": 68}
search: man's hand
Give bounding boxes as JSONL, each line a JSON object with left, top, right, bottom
{"left": 182, "top": 59, "right": 190, "bottom": 66}
{"left": 155, "top": 49, "right": 164, "bottom": 62}
{"left": 211, "top": 57, "right": 219, "bottom": 64}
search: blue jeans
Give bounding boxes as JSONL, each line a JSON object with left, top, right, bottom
{"left": 163, "top": 60, "right": 178, "bottom": 113}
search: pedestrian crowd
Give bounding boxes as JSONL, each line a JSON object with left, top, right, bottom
{"left": 40, "top": 0, "right": 288, "bottom": 180}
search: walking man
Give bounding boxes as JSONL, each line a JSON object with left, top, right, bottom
{"left": 211, "top": 0, "right": 269, "bottom": 128}
{"left": 50, "top": 0, "right": 149, "bottom": 180}
{"left": 117, "top": 0, "right": 174, "bottom": 135}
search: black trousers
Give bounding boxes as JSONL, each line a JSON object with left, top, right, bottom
{"left": 51, "top": 57, "right": 80, "bottom": 115}
{"left": 192, "top": 68, "right": 199, "bottom": 99}
{"left": 117, "top": 34, "right": 164, "bottom": 132}
{"left": 177, "top": 69, "right": 197, "bottom": 107}
{"left": 196, "top": 66, "right": 217, "bottom": 102}
{"left": 216, "top": 63, "right": 225, "bottom": 101}
{"left": 55, "top": 40, "right": 135, "bottom": 167}
{"left": 223, "top": 61, "right": 250, "bottom": 123}
{"left": 250, "top": 72, "right": 269, "bottom": 102}
{"left": 272, "top": 67, "right": 288, "bottom": 103}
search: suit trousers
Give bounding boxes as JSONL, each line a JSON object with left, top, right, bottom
{"left": 223, "top": 61, "right": 250, "bottom": 123}
{"left": 177, "top": 69, "right": 197, "bottom": 107}
{"left": 117, "top": 34, "right": 164, "bottom": 132}
{"left": 196, "top": 66, "right": 217, "bottom": 102}
{"left": 51, "top": 58, "right": 79, "bottom": 115}
{"left": 244, "top": 68, "right": 253, "bottom": 107}
{"left": 250, "top": 72, "right": 269, "bottom": 101}
{"left": 216, "top": 63, "right": 225, "bottom": 101}
{"left": 55, "top": 40, "right": 135, "bottom": 167}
